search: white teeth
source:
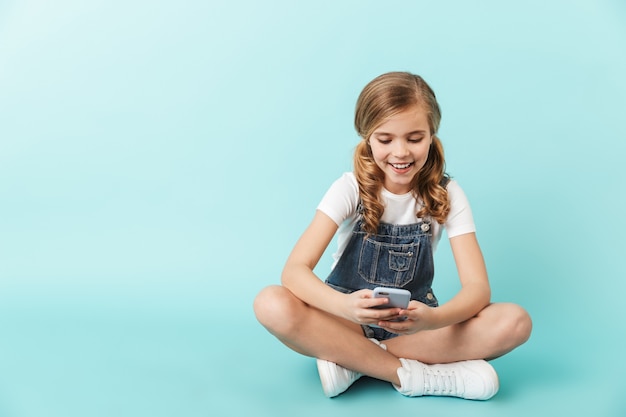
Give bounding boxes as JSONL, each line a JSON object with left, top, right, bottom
{"left": 391, "top": 163, "right": 412, "bottom": 169}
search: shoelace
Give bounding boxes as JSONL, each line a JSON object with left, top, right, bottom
{"left": 423, "top": 368, "right": 459, "bottom": 395}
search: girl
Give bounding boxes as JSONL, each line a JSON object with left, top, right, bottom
{"left": 254, "top": 72, "right": 532, "bottom": 399}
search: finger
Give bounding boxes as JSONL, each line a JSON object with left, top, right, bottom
{"left": 379, "top": 314, "right": 411, "bottom": 327}
{"left": 380, "top": 310, "right": 405, "bottom": 321}
{"left": 377, "top": 323, "right": 403, "bottom": 334}
{"left": 367, "top": 297, "right": 393, "bottom": 308}
{"left": 358, "top": 299, "right": 388, "bottom": 311}
{"left": 358, "top": 289, "right": 375, "bottom": 299}
{"left": 368, "top": 307, "right": 405, "bottom": 322}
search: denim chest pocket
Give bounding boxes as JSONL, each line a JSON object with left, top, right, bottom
{"left": 358, "top": 238, "right": 420, "bottom": 287}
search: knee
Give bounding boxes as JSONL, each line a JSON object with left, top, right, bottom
{"left": 496, "top": 304, "right": 533, "bottom": 349}
{"left": 253, "top": 285, "right": 304, "bottom": 336}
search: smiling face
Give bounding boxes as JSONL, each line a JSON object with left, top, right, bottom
{"left": 368, "top": 105, "right": 432, "bottom": 194}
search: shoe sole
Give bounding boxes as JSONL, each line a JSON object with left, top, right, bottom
{"left": 317, "top": 359, "right": 338, "bottom": 397}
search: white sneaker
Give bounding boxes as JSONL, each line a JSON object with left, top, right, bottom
{"left": 394, "top": 358, "right": 499, "bottom": 400}
{"left": 317, "top": 338, "right": 386, "bottom": 397}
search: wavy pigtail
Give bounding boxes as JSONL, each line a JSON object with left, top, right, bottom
{"left": 414, "top": 136, "right": 450, "bottom": 223}
{"left": 353, "top": 141, "right": 385, "bottom": 234}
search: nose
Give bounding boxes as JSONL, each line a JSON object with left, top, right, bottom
{"left": 392, "top": 140, "right": 410, "bottom": 157}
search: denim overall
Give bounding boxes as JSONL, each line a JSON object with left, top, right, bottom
{"left": 325, "top": 215, "right": 439, "bottom": 340}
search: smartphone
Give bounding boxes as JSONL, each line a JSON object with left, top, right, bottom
{"left": 371, "top": 287, "right": 411, "bottom": 321}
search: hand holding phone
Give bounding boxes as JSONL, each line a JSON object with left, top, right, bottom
{"left": 371, "top": 287, "right": 411, "bottom": 322}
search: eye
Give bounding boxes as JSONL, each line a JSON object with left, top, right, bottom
{"left": 408, "top": 137, "right": 423, "bottom": 143}
{"left": 376, "top": 138, "right": 392, "bottom": 144}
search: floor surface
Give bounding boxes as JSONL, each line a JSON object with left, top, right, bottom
{"left": 0, "top": 292, "right": 622, "bottom": 417}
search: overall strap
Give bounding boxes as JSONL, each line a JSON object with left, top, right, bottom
{"left": 439, "top": 174, "right": 451, "bottom": 188}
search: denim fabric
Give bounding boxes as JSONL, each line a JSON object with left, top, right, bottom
{"left": 325, "top": 219, "right": 439, "bottom": 340}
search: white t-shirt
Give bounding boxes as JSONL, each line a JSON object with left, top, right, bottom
{"left": 317, "top": 172, "right": 476, "bottom": 268}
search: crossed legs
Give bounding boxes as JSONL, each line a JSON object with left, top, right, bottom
{"left": 254, "top": 285, "right": 532, "bottom": 389}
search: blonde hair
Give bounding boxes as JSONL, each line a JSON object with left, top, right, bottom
{"left": 353, "top": 72, "right": 450, "bottom": 234}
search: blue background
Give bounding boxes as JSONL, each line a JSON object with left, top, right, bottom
{"left": 1, "top": 1, "right": 625, "bottom": 416}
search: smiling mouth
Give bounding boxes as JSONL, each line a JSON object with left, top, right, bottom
{"left": 390, "top": 162, "right": 414, "bottom": 169}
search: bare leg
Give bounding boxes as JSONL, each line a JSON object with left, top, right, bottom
{"left": 254, "top": 286, "right": 532, "bottom": 387}
{"left": 254, "top": 285, "right": 403, "bottom": 384}
{"left": 385, "top": 303, "right": 533, "bottom": 364}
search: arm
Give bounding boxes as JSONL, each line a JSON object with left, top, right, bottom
{"left": 281, "top": 210, "right": 392, "bottom": 322}
{"left": 428, "top": 232, "right": 491, "bottom": 327}
{"left": 281, "top": 210, "right": 343, "bottom": 314}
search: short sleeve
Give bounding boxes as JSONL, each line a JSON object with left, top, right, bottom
{"left": 316, "top": 173, "right": 360, "bottom": 227}
{"left": 444, "top": 180, "right": 476, "bottom": 238}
